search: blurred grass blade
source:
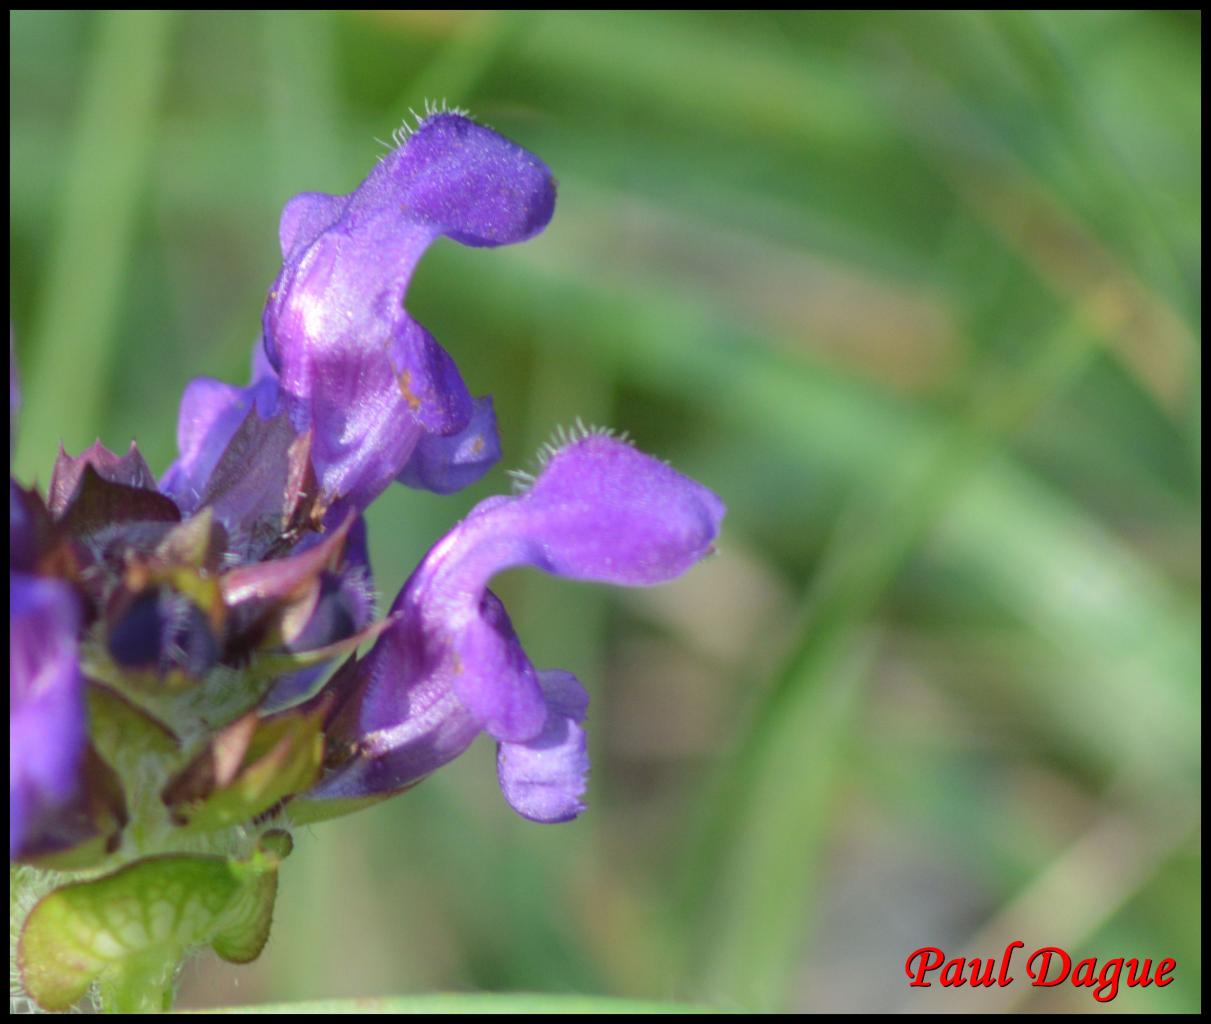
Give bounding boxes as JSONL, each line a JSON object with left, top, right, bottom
{"left": 194, "top": 993, "right": 718, "bottom": 1014}
{"left": 15, "top": 11, "right": 173, "bottom": 484}
{"left": 687, "top": 641, "right": 871, "bottom": 1011}
{"left": 937, "top": 460, "right": 1201, "bottom": 780}
{"left": 432, "top": 246, "right": 1198, "bottom": 1007}
{"left": 681, "top": 318, "right": 1096, "bottom": 1009}
{"left": 436, "top": 251, "right": 1198, "bottom": 778}
{"left": 987, "top": 10, "right": 1195, "bottom": 323}
{"left": 262, "top": 11, "right": 344, "bottom": 191}
{"left": 396, "top": 11, "right": 522, "bottom": 114}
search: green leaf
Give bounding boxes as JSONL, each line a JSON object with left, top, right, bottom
{"left": 162, "top": 706, "right": 326, "bottom": 831}
{"left": 238, "top": 613, "right": 396, "bottom": 689}
{"left": 284, "top": 790, "right": 397, "bottom": 828}
{"left": 19, "top": 831, "right": 291, "bottom": 1013}
{"left": 88, "top": 681, "right": 180, "bottom": 765}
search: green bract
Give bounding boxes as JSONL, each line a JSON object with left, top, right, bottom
{"left": 18, "top": 832, "right": 292, "bottom": 1013}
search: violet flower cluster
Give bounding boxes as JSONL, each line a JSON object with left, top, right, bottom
{"left": 10, "top": 109, "right": 723, "bottom": 1009}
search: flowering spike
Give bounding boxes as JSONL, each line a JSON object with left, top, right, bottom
{"left": 9, "top": 111, "right": 727, "bottom": 1013}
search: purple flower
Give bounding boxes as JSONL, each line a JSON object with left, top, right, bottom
{"left": 9, "top": 342, "right": 90, "bottom": 858}
{"left": 396, "top": 395, "right": 502, "bottom": 496}
{"left": 10, "top": 573, "right": 86, "bottom": 859}
{"left": 159, "top": 342, "right": 279, "bottom": 515}
{"left": 160, "top": 111, "right": 550, "bottom": 542}
{"left": 261, "top": 112, "right": 555, "bottom": 514}
{"left": 310, "top": 432, "right": 725, "bottom": 823}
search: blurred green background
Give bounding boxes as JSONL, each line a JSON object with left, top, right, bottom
{"left": 10, "top": 10, "right": 1201, "bottom": 1013}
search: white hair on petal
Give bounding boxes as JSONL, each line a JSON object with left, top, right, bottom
{"left": 507, "top": 419, "right": 634, "bottom": 494}
{"left": 379, "top": 98, "right": 474, "bottom": 156}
